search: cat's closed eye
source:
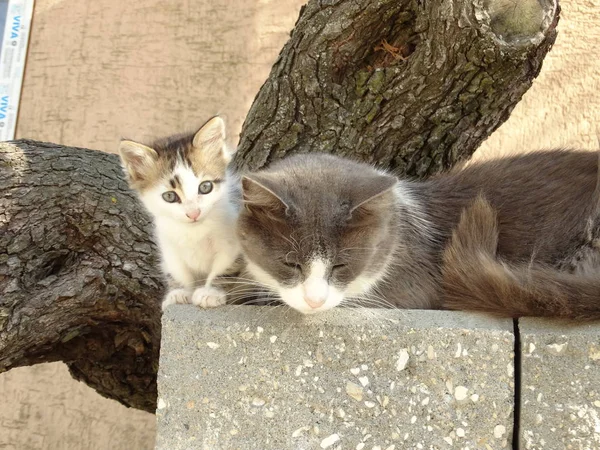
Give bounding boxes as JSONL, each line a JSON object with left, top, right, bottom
{"left": 198, "top": 181, "right": 213, "bottom": 195}
{"left": 162, "top": 191, "right": 180, "bottom": 203}
{"left": 282, "top": 261, "right": 302, "bottom": 272}
{"left": 332, "top": 263, "right": 347, "bottom": 273}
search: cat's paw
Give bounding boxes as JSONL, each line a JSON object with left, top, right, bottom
{"left": 162, "top": 288, "right": 191, "bottom": 310}
{"left": 191, "top": 286, "right": 227, "bottom": 308}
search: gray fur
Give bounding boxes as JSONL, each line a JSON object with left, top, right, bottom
{"left": 238, "top": 150, "right": 600, "bottom": 317}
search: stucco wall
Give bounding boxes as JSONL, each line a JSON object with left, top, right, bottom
{"left": 15, "top": 0, "right": 306, "bottom": 152}
{"left": 476, "top": 1, "right": 600, "bottom": 159}
{"left": 0, "top": 363, "right": 155, "bottom": 450}
{"left": 1, "top": 0, "right": 599, "bottom": 449}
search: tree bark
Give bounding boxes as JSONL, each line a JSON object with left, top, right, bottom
{"left": 235, "top": 0, "right": 559, "bottom": 177}
{"left": 1, "top": 0, "right": 560, "bottom": 412}
{"left": 0, "top": 141, "right": 162, "bottom": 412}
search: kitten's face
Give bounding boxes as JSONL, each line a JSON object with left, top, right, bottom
{"left": 119, "top": 117, "right": 234, "bottom": 224}
{"left": 238, "top": 154, "right": 398, "bottom": 314}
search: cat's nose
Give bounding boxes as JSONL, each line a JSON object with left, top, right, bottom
{"left": 186, "top": 209, "right": 201, "bottom": 221}
{"left": 304, "top": 295, "right": 327, "bottom": 309}
{"left": 303, "top": 280, "right": 328, "bottom": 309}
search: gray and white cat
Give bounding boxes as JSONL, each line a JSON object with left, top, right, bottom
{"left": 237, "top": 151, "right": 600, "bottom": 319}
{"left": 119, "top": 117, "right": 241, "bottom": 310}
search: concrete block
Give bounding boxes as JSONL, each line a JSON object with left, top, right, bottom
{"left": 156, "top": 306, "right": 514, "bottom": 450}
{"left": 519, "top": 319, "right": 600, "bottom": 449}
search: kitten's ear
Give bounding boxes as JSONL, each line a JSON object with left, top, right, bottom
{"left": 192, "top": 116, "right": 234, "bottom": 162}
{"left": 118, "top": 140, "right": 158, "bottom": 182}
{"left": 241, "top": 175, "right": 289, "bottom": 221}
{"left": 349, "top": 173, "right": 397, "bottom": 223}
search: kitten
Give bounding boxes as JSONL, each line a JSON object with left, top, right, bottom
{"left": 237, "top": 150, "right": 600, "bottom": 319}
{"left": 119, "top": 117, "right": 241, "bottom": 310}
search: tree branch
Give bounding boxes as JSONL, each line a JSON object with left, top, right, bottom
{"left": 0, "top": 141, "right": 162, "bottom": 412}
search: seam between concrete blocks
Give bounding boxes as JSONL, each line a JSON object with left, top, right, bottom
{"left": 512, "top": 318, "right": 522, "bottom": 450}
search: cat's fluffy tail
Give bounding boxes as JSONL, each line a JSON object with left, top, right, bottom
{"left": 441, "top": 195, "right": 600, "bottom": 320}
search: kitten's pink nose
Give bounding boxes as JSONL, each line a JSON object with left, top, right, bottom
{"left": 186, "top": 209, "right": 201, "bottom": 221}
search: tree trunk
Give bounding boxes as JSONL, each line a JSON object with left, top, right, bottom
{"left": 0, "top": 0, "right": 559, "bottom": 412}
{"left": 235, "top": 0, "right": 559, "bottom": 177}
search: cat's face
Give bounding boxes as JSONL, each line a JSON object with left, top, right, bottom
{"left": 119, "top": 117, "right": 234, "bottom": 224}
{"left": 238, "top": 154, "right": 398, "bottom": 314}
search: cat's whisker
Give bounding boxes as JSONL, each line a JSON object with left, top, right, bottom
{"left": 225, "top": 290, "right": 267, "bottom": 298}
{"left": 296, "top": 234, "right": 311, "bottom": 246}
{"left": 224, "top": 284, "right": 268, "bottom": 293}
{"left": 226, "top": 292, "right": 268, "bottom": 299}
{"left": 219, "top": 278, "right": 264, "bottom": 283}
{"left": 342, "top": 297, "right": 398, "bottom": 327}
{"left": 280, "top": 234, "right": 301, "bottom": 254}
{"left": 339, "top": 247, "right": 379, "bottom": 252}
{"left": 222, "top": 284, "right": 268, "bottom": 292}
{"left": 348, "top": 294, "right": 397, "bottom": 311}
{"left": 239, "top": 301, "right": 290, "bottom": 325}
{"left": 339, "top": 301, "right": 387, "bottom": 328}
{"left": 230, "top": 298, "right": 279, "bottom": 308}
{"left": 227, "top": 293, "right": 273, "bottom": 301}
{"left": 222, "top": 281, "right": 269, "bottom": 289}
{"left": 227, "top": 291, "right": 277, "bottom": 303}
{"left": 220, "top": 277, "right": 275, "bottom": 286}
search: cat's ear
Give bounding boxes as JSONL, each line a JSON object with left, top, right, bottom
{"left": 349, "top": 173, "right": 397, "bottom": 223}
{"left": 192, "top": 116, "right": 234, "bottom": 162}
{"left": 241, "top": 175, "right": 289, "bottom": 221}
{"left": 118, "top": 139, "right": 158, "bottom": 182}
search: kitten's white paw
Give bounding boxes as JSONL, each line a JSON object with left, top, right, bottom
{"left": 162, "top": 288, "right": 191, "bottom": 310}
{"left": 191, "top": 286, "right": 227, "bottom": 308}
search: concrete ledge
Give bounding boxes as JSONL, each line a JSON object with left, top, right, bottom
{"left": 157, "top": 306, "right": 514, "bottom": 449}
{"left": 519, "top": 319, "right": 600, "bottom": 449}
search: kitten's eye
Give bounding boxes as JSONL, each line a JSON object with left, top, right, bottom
{"left": 162, "top": 191, "right": 180, "bottom": 203}
{"left": 199, "top": 181, "right": 213, "bottom": 195}
{"left": 283, "top": 261, "right": 302, "bottom": 272}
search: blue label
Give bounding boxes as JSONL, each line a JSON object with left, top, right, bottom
{"left": 10, "top": 15, "right": 20, "bottom": 39}
{"left": 0, "top": 95, "right": 9, "bottom": 119}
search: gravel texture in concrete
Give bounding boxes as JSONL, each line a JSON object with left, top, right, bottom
{"left": 519, "top": 318, "right": 600, "bottom": 450}
{"left": 157, "top": 306, "right": 514, "bottom": 449}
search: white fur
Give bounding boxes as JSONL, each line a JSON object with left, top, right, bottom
{"left": 246, "top": 258, "right": 346, "bottom": 314}
{"left": 302, "top": 260, "right": 329, "bottom": 307}
{"left": 191, "top": 285, "right": 227, "bottom": 308}
{"left": 346, "top": 274, "right": 380, "bottom": 297}
{"left": 161, "top": 288, "right": 191, "bottom": 308}
{"left": 139, "top": 163, "right": 240, "bottom": 310}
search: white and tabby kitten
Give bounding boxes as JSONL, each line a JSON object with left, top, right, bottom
{"left": 119, "top": 117, "right": 241, "bottom": 310}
